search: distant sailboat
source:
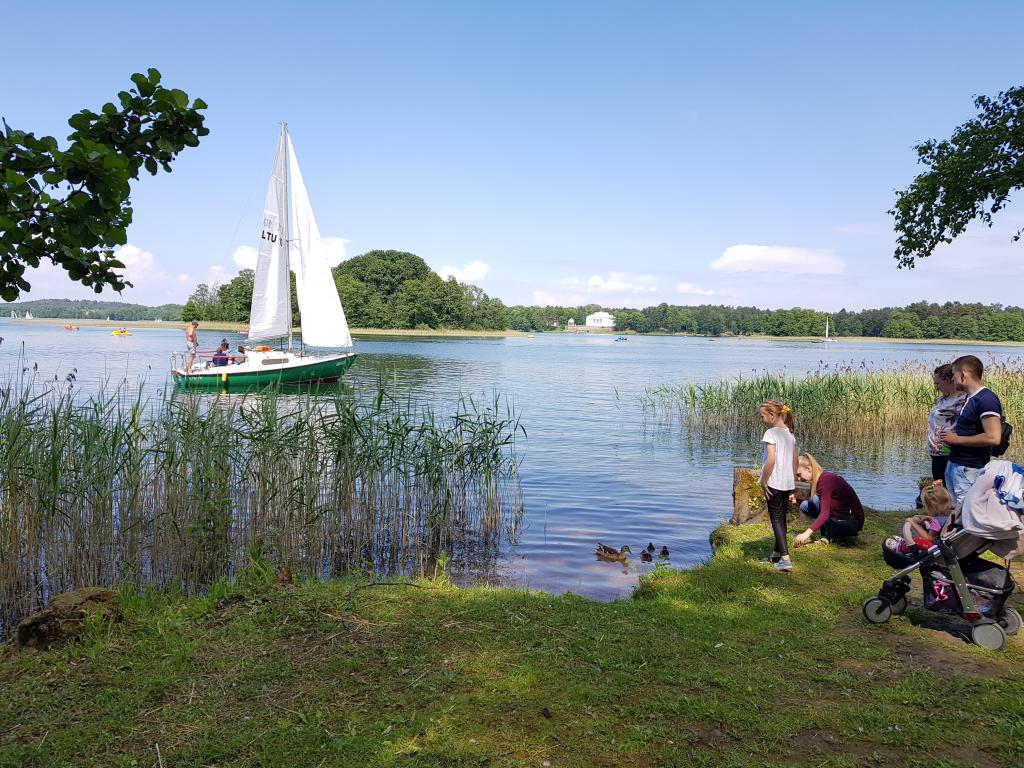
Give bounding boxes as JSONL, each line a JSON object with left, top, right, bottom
{"left": 813, "top": 315, "right": 838, "bottom": 343}
{"left": 8, "top": 311, "right": 16, "bottom": 319}
{"left": 24, "top": 311, "right": 33, "bottom": 320}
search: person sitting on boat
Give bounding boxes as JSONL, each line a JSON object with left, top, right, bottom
{"left": 211, "top": 341, "right": 231, "bottom": 367}
{"left": 232, "top": 345, "right": 247, "bottom": 364}
{"left": 792, "top": 453, "right": 864, "bottom": 546}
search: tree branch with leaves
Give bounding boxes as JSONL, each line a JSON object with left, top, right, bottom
{"left": 0, "top": 68, "right": 208, "bottom": 300}
{"left": 891, "top": 85, "right": 1024, "bottom": 269}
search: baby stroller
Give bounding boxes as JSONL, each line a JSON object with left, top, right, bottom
{"left": 862, "top": 460, "right": 1024, "bottom": 650}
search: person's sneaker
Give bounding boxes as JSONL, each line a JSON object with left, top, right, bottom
{"left": 759, "top": 554, "right": 782, "bottom": 564}
{"left": 774, "top": 559, "right": 793, "bottom": 573}
{"left": 884, "top": 537, "right": 911, "bottom": 555}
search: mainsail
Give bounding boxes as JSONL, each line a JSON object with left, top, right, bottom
{"left": 286, "top": 135, "right": 352, "bottom": 348}
{"left": 248, "top": 129, "right": 292, "bottom": 341}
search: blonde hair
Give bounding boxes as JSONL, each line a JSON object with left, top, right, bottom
{"left": 798, "top": 452, "right": 823, "bottom": 498}
{"left": 922, "top": 482, "right": 953, "bottom": 519}
{"left": 759, "top": 400, "right": 794, "bottom": 431}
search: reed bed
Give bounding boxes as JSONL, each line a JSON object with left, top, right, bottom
{"left": 642, "top": 360, "right": 1024, "bottom": 448}
{"left": 0, "top": 381, "right": 523, "bottom": 637}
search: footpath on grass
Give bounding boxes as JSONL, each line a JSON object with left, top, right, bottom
{"left": 1, "top": 513, "right": 1022, "bottom": 768}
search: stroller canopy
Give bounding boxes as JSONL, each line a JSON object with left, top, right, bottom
{"left": 960, "top": 460, "right": 1024, "bottom": 558}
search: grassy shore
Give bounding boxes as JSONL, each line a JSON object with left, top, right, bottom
{"left": 9, "top": 318, "right": 526, "bottom": 337}
{"left": 2, "top": 512, "right": 1021, "bottom": 768}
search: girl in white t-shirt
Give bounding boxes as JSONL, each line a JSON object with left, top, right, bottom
{"left": 759, "top": 400, "right": 798, "bottom": 572}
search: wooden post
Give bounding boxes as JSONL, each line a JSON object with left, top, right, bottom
{"left": 731, "top": 467, "right": 811, "bottom": 526}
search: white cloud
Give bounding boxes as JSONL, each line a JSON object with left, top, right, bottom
{"left": 676, "top": 281, "right": 714, "bottom": 296}
{"left": 584, "top": 272, "right": 658, "bottom": 294}
{"left": 438, "top": 260, "right": 491, "bottom": 282}
{"left": 710, "top": 244, "right": 845, "bottom": 274}
{"left": 12, "top": 243, "right": 197, "bottom": 304}
{"left": 321, "top": 237, "right": 348, "bottom": 267}
{"left": 232, "top": 245, "right": 258, "bottom": 270}
{"left": 206, "top": 264, "right": 230, "bottom": 287}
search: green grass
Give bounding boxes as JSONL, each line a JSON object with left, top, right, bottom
{"left": 2, "top": 512, "right": 1022, "bottom": 767}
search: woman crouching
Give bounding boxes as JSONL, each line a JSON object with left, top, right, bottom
{"left": 793, "top": 453, "right": 864, "bottom": 547}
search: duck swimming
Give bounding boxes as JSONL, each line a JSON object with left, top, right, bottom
{"left": 641, "top": 550, "right": 653, "bottom": 563}
{"left": 595, "top": 543, "right": 631, "bottom": 562}
{"left": 645, "top": 542, "right": 655, "bottom": 553}
{"left": 658, "top": 546, "right": 670, "bottom": 558}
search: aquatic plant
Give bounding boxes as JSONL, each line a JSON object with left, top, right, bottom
{"left": 0, "top": 381, "right": 523, "bottom": 637}
{"left": 642, "top": 359, "right": 1024, "bottom": 457}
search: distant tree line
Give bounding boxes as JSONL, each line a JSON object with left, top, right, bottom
{"left": 181, "top": 250, "right": 509, "bottom": 331}
{"left": 509, "top": 301, "right": 1024, "bottom": 342}
{"left": 3, "top": 298, "right": 183, "bottom": 321}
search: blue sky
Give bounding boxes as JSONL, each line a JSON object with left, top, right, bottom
{"left": 6, "top": 1, "right": 1024, "bottom": 310}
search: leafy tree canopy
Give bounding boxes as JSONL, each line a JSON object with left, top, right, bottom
{"left": 891, "top": 85, "right": 1024, "bottom": 268}
{"left": 0, "top": 68, "right": 208, "bottom": 300}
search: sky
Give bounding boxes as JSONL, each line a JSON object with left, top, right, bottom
{"left": 5, "top": 0, "right": 1024, "bottom": 311}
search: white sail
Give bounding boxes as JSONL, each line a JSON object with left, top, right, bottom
{"left": 286, "top": 135, "right": 352, "bottom": 348}
{"left": 248, "top": 128, "right": 292, "bottom": 341}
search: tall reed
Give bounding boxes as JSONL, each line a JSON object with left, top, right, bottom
{"left": 0, "top": 382, "right": 523, "bottom": 637}
{"left": 642, "top": 360, "right": 1024, "bottom": 453}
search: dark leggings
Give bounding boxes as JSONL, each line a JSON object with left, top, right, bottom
{"left": 766, "top": 487, "right": 791, "bottom": 557}
{"left": 931, "top": 455, "right": 948, "bottom": 482}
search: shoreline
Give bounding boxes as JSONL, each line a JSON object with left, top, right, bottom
{"left": 2, "top": 511, "right": 1020, "bottom": 764}
{"left": 7, "top": 318, "right": 1023, "bottom": 345}
{"left": 5, "top": 318, "right": 527, "bottom": 338}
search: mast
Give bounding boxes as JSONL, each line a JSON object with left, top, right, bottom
{"left": 282, "top": 122, "right": 293, "bottom": 352}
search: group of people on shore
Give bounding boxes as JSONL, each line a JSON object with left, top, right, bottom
{"left": 757, "top": 354, "right": 1004, "bottom": 573}
{"left": 184, "top": 320, "right": 247, "bottom": 372}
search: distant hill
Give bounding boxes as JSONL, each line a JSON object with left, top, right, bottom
{"left": 3, "top": 299, "right": 183, "bottom": 322}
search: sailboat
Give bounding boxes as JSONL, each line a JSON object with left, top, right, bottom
{"left": 813, "top": 315, "right": 838, "bottom": 343}
{"left": 8, "top": 311, "right": 16, "bottom": 319}
{"left": 24, "top": 311, "right": 33, "bottom": 320}
{"left": 172, "top": 124, "right": 357, "bottom": 390}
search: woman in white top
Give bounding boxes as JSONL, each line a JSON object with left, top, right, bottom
{"left": 759, "top": 400, "right": 798, "bottom": 572}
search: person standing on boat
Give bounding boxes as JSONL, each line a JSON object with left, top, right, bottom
{"left": 185, "top": 320, "right": 199, "bottom": 373}
{"left": 937, "top": 355, "right": 1005, "bottom": 507}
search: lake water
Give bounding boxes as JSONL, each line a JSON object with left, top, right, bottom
{"left": 3, "top": 320, "right": 1020, "bottom": 599}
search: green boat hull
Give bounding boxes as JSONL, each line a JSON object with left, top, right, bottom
{"left": 173, "top": 353, "right": 357, "bottom": 392}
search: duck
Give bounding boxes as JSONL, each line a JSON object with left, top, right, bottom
{"left": 595, "top": 543, "right": 631, "bottom": 562}
{"left": 645, "top": 542, "right": 655, "bottom": 553}
{"left": 641, "top": 550, "right": 653, "bottom": 563}
{"left": 658, "top": 546, "right": 670, "bottom": 558}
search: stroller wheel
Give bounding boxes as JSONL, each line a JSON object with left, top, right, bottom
{"left": 862, "top": 596, "right": 891, "bottom": 624}
{"left": 970, "top": 621, "right": 1007, "bottom": 651}
{"left": 999, "top": 607, "right": 1022, "bottom": 636}
{"left": 890, "top": 596, "right": 908, "bottom": 615}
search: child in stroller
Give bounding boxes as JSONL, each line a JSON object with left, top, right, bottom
{"left": 863, "top": 460, "right": 1024, "bottom": 650}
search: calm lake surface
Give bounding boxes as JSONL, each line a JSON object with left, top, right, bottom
{"left": 3, "top": 320, "right": 1021, "bottom": 599}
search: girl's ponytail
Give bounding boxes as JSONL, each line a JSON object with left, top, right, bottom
{"left": 759, "top": 399, "right": 794, "bottom": 431}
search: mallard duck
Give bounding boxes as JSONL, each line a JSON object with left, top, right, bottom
{"left": 645, "top": 542, "right": 655, "bottom": 553}
{"left": 595, "top": 543, "right": 631, "bottom": 562}
{"left": 641, "top": 550, "right": 653, "bottom": 562}
{"left": 658, "top": 546, "right": 670, "bottom": 558}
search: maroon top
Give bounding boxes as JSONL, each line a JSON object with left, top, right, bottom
{"left": 810, "top": 471, "right": 864, "bottom": 532}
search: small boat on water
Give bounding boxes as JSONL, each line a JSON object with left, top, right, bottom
{"left": 63, "top": 325, "right": 80, "bottom": 331}
{"left": 172, "top": 124, "right": 356, "bottom": 391}
{"left": 812, "top": 315, "right": 838, "bottom": 343}
{"left": 24, "top": 311, "right": 33, "bottom": 320}
{"left": 111, "top": 329, "right": 132, "bottom": 336}
{"left": 614, "top": 336, "right": 628, "bottom": 341}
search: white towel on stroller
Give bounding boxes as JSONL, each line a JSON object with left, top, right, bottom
{"left": 958, "top": 460, "right": 1024, "bottom": 558}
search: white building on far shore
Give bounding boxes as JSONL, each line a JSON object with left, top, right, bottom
{"left": 585, "top": 311, "right": 615, "bottom": 329}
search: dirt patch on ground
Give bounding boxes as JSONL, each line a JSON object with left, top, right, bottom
{"left": 838, "top": 615, "right": 1009, "bottom": 678}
